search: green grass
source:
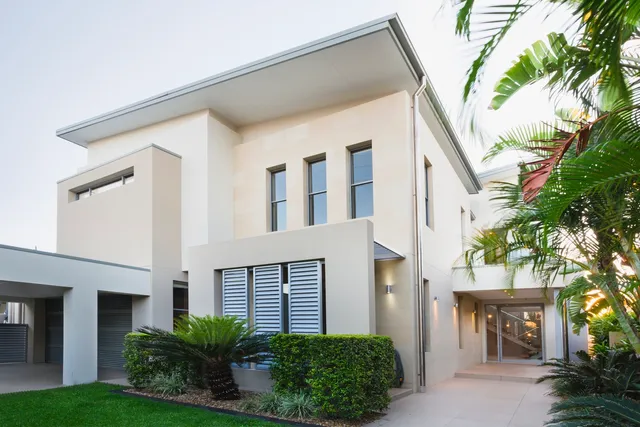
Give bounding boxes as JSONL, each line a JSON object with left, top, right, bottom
{"left": 0, "top": 383, "right": 279, "bottom": 426}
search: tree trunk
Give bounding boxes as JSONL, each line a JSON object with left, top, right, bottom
{"left": 206, "top": 362, "right": 240, "bottom": 400}
{"left": 600, "top": 281, "right": 640, "bottom": 354}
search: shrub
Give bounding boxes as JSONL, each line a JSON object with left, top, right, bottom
{"left": 123, "top": 332, "right": 202, "bottom": 389}
{"left": 237, "top": 394, "right": 261, "bottom": 413}
{"left": 149, "top": 371, "right": 187, "bottom": 396}
{"left": 257, "top": 392, "right": 282, "bottom": 414}
{"left": 270, "top": 334, "right": 395, "bottom": 420}
{"left": 269, "top": 334, "right": 311, "bottom": 393}
{"left": 278, "top": 391, "right": 316, "bottom": 419}
{"left": 123, "top": 333, "right": 171, "bottom": 388}
{"left": 537, "top": 349, "right": 640, "bottom": 399}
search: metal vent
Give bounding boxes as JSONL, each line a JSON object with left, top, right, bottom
{"left": 0, "top": 324, "right": 27, "bottom": 363}
{"left": 288, "top": 261, "right": 323, "bottom": 334}
{"left": 222, "top": 268, "right": 248, "bottom": 319}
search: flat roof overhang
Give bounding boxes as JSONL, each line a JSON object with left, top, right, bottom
{"left": 56, "top": 14, "right": 481, "bottom": 194}
{"left": 0, "top": 244, "right": 151, "bottom": 298}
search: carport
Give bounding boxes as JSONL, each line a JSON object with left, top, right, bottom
{"left": 0, "top": 244, "right": 150, "bottom": 386}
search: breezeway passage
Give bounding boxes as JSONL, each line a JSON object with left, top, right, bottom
{"left": 368, "top": 376, "right": 556, "bottom": 427}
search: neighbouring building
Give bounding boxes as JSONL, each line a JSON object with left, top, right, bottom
{"left": 0, "top": 15, "right": 587, "bottom": 390}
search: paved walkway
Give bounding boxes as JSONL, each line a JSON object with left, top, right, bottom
{"left": 0, "top": 363, "right": 128, "bottom": 394}
{"left": 369, "top": 377, "right": 556, "bottom": 427}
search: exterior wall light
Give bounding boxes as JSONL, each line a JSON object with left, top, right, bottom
{"left": 385, "top": 285, "right": 394, "bottom": 294}
{"left": 453, "top": 303, "right": 459, "bottom": 308}
{"left": 433, "top": 296, "right": 439, "bottom": 301}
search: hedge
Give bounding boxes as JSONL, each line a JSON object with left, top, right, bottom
{"left": 270, "top": 334, "right": 394, "bottom": 419}
{"left": 123, "top": 333, "right": 202, "bottom": 388}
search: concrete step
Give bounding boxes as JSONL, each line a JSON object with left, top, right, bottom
{"left": 389, "top": 387, "right": 412, "bottom": 401}
{"left": 454, "top": 371, "right": 539, "bottom": 384}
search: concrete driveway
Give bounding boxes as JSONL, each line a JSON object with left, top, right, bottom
{"left": 0, "top": 363, "right": 62, "bottom": 394}
{"left": 369, "top": 378, "right": 556, "bottom": 427}
{"left": 0, "top": 364, "right": 128, "bottom": 394}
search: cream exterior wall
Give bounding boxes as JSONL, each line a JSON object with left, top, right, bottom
{"left": 415, "top": 116, "right": 482, "bottom": 385}
{"left": 57, "top": 145, "right": 184, "bottom": 330}
{"left": 189, "top": 220, "right": 375, "bottom": 335}
{"left": 85, "top": 111, "right": 240, "bottom": 271}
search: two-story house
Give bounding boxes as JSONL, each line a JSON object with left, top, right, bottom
{"left": 0, "top": 14, "right": 587, "bottom": 392}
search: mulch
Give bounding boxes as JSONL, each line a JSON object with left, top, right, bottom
{"left": 120, "top": 388, "right": 383, "bottom": 427}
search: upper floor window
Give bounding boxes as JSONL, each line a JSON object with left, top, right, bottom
{"left": 270, "top": 168, "right": 286, "bottom": 232}
{"left": 484, "top": 228, "right": 507, "bottom": 264}
{"left": 425, "top": 162, "right": 432, "bottom": 228}
{"left": 308, "top": 158, "right": 327, "bottom": 225}
{"left": 350, "top": 146, "right": 373, "bottom": 218}
{"left": 75, "top": 173, "right": 134, "bottom": 201}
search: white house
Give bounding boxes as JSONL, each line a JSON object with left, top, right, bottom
{"left": 0, "top": 15, "right": 586, "bottom": 391}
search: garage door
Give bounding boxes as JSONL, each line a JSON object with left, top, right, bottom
{"left": 45, "top": 297, "right": 64, "bottom": 364}
{"left": 98, "top": 294, "right": 132, "bottom": 370}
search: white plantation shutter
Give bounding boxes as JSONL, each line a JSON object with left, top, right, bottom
{"left": 288, "top": 261, "right": 323, "bottom": 334}
{"left": 222, "top": 268, "right": 249, "bottom": 319}
{"left": 253, "top": 265, "right": 283, "bottom": 333}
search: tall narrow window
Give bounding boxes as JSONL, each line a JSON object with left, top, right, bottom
{"left": 350, "top": 146, "right": 373, "bottom": 218}
{"left": 425, "top": 163, "right": 432, "bottom": 227}
{"left": 271, "top": 168, "right": 286, "bottom": 231}
{"left": 173, "top": 282, "right": 188, "bottom": 325}
{"left": 308, "top": 159, "right": 327, "bottom": 225}
{"left": 460, "top": 207, "right": 467, "bottom": 252}
{"left": 457, "top": 295, "right": 464, "bottom": 349}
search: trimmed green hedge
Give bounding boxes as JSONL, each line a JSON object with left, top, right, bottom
{"left": 123, "top": 333, "right": 202, "bottom": 388}
{"left": 270, "top": 334, "right": 394, "bottom": 419}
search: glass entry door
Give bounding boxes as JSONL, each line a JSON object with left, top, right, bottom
{"left": 486, "top": 304, "right": 544, "bottom": 363}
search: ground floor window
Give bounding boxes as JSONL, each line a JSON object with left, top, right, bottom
{"left": 221, "top": 261, "right": 325, "bottom": 335}
{"left": 173, "top": 282, "right": 188, "bottom": 324}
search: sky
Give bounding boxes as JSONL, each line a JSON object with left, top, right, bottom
{"left": 0, "top": 0, "right": 570, "bottom": 252}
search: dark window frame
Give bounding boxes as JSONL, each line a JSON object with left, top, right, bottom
{"left": 350, "top": 146, "right": 373, "bottom": 219}
{"left": 270, "top": 168, "right": 287, "bottom": 232}
{"left": 308, "top": 158, "right": 327, "bottom": 226}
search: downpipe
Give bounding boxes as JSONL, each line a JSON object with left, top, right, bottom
{"left": 412, "top": 76, "right": 427, "bottom": 392}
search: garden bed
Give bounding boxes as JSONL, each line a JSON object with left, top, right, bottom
{"left": 123, "top": 388, "right": 383, "bottom": 427}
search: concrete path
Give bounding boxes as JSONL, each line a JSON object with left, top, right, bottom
{"left": 0, "top": 363, "right": 128, "bottom": 394}
{"left": 0, "top": 363, "right": 62, "bottom": 394}
{"left": 369, "top": 377, "right": 556, "bottom": 427}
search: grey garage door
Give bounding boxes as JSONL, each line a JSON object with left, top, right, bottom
{"left": 98, "top": 294, "right": 132, "bottom": 370}
{"left": 45, "top": 297, "right": 64, "bottom": 364}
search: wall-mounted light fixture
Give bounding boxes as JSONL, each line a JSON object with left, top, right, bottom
{"left": 453, "top": 303, "right": 459, "bottom": 308}
{"left": 433, "top": 296, "right": 439, "bottom": 301}
{"left": 385, "top": 285, "right": 394, "bottom": 294}
{"left": 473, "top": 309, "right": 477, "bottom": 314}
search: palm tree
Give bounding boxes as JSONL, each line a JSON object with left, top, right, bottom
{"left": 461, "top": 102, "right": 640, "bottom": 353}
{"left": 135, "top": 315, "right": 271, "bottom": 400}
{"left": 453, "top": 0, "right": 640, "bottom": 196}
{"left": 451, "top": 0, "right": 640, "bottom": 353}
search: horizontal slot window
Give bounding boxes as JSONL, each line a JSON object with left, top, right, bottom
{"left": 74, "top": 173, "right": 134, "bottom": 201}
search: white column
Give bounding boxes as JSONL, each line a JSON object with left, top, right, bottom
{"left": 63, "top": 287, "right": 97, "bottom": 385}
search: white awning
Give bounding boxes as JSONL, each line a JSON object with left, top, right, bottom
{"left": 374, "top": 241, "right": 405, "bottom": 261}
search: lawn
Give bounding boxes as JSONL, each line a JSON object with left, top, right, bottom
{"left": 0, "top": 383, "right": 279, "bottom": 427}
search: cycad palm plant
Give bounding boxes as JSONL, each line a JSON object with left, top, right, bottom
{"left": 135, "top": 315, "right": 270, "bottom": 400}
{"left": 546, "top": 395, "right": 640, "bottom": 426}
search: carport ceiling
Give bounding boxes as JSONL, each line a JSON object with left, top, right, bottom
{"left": 0, "top": 281, "right": 68, "bottom": 299}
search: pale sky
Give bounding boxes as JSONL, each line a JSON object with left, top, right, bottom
{"left": 0, "top": 0, "right": 569, "bottom": 251}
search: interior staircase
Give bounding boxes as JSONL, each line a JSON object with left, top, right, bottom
{"left": 486, "top": 323, "right": 538, "bottom": 352}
